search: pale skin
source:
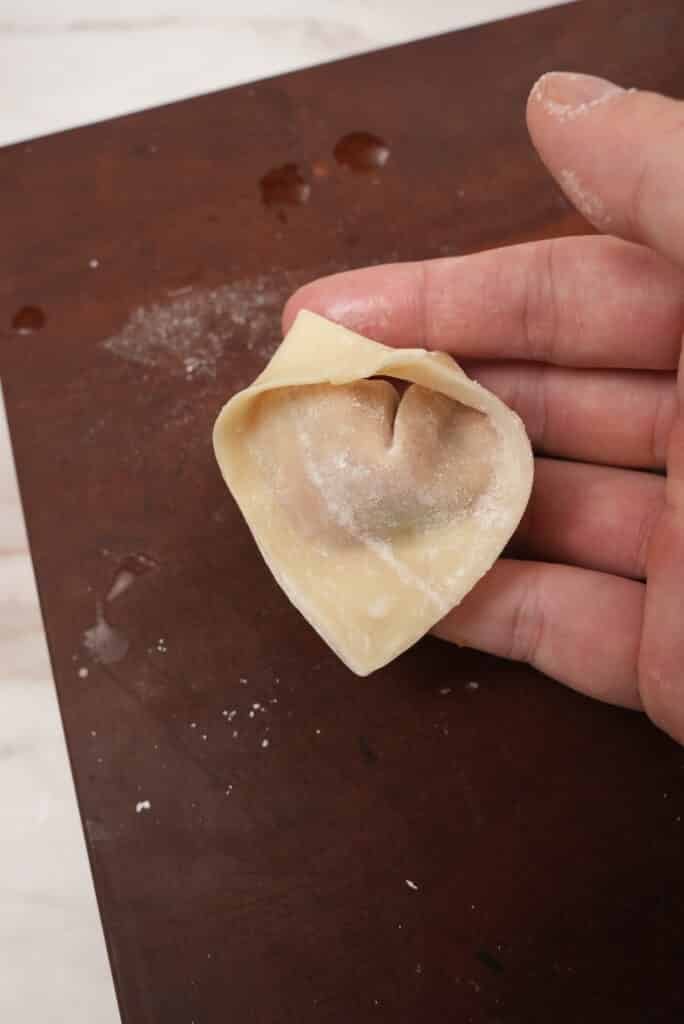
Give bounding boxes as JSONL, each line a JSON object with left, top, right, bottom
{"left": 283, "top": 72, "right": 684, "bottom": 746}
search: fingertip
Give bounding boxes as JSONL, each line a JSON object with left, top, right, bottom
{"left": 281, "top": 269, "right": 369, "bottom": 336}
{"left": 527, "top": 71, "right": 626, "bottom": 128}
{"left": 281, "top": 263, "right": 423, "bottom": 344}
{"left": 281, "top": 284, "right": 312, "bottom": 334}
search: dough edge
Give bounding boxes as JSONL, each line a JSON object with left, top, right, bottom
{"left": 213, "top": 309, "right": 534, "bottom": 675}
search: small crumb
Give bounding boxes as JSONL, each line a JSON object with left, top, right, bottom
{"left": 97, "top": 757, "right": 103, "bottom": 764}
{"left": 405, "top": 879, "right": 419, "bottom": 891}
{"left": 466, "top": 681, "right": 480, "bottom": 691}
{"left": 248, "top": 710, "right": 255, "bottom": 719}
{"left": 88, "top": 258, "right": 99, "bottom": 269}
{"left": 239, "top": 677, "right": 248, "bottom": 685}
{"left": 270, "top": 697, "right": 278, "bottom": 704}
{"left": 439, "top": 687, "right": 452, "bottom": 696}
{"left": 90, "top": 730, "right": 97, "bottom": 737}
{"left": 136, "top": 800, "right": 151, "bottom": 813}
{"left": 232, "top": 730, "right": 239, "bottom": 739}
{"left": 190, "top": 722, "right": 197, "bottom": 729}
{"left": 225, "top": 786, "right": 233, "bottom": 795}
{"left": 261, "top": 738, "right": 270, "bottom": 749}
{"left": 252, "top": 702, "right": 262, "bottom": 711}
{"left": 415, "top": 963, "right": 423, "bottom": 974}
{"left": 78, "top": 666, "right": 89, "bottom": 679}
{"left": 315, "top": 728, "right": 321, "bottom": 735}
{"left": 201, "top": 734, "right": 207, "bottom": 741}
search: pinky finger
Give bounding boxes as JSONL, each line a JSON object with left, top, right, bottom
{"left": 433, "top": 559, "right": 645, "bottom": 709}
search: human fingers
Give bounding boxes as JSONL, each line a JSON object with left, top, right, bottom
{"left": 528, "top": 72, "right": 684, "bottom": 269}
{"left": 283, "top": 235, "right": 684, "bottom": 369}
{"left": 433, "top": 559, "right": 644, "bottom": 709}
{"left": 463, "top": 362, "right": 675, "bottom": 470}
{"left": 638, "top": 368, "right": 684, "bottom": 745}
{"left": 513, "top": 459, "right": 663, "bottom": 581}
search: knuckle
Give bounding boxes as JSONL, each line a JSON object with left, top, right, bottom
{"left": 633, "top": 489, "right": 663, "bottom": 580}
{"left": 530, "top": 364, "right": 550, "bottom": 451}
{"left": 630, "top": 112, "right": 684, "bottom": 236}
{"left": 522, "top": 240, "right": 560, "bottom": 363}
{"left": 638, "top": 662, "right": 681, "bottom": 741}
{"left": 649, "top": 383, "right": 676, "bottom": 468}
{"left": 508, "top": 568, "right": 545, "bottom": 665}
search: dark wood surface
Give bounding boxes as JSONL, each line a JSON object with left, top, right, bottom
{"left": 2, "top": 1, "right": 684, "bottom": 1021}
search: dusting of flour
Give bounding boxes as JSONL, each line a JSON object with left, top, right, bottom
{"left": 102, "top": 264, "right": 342, "bottom": 379}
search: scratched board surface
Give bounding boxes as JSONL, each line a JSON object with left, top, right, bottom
{"left": 2, "top": 1, "right": 684, "bottom": 1021}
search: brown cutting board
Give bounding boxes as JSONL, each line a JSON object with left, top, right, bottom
{"left": 2, "top": 1, "right": 684, "bottom": 1021}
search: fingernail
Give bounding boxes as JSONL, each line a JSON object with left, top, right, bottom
{"left": 531, "top": 72, "right": 625, "bottom": 121}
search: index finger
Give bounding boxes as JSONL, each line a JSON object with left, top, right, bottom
{"left": 283, "top": 235, "right": 684, "bottom": 370}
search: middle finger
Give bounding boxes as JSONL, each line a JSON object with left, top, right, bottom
{"left": 465, "top": 361, "right": 675, "bottom": 470}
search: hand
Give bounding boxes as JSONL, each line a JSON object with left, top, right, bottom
{"left": 283, "top": 72, "right": 684, "bottom": 745}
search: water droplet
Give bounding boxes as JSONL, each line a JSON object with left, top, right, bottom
{"left": 131, "top": 142, "right": 158, "bottom": 157}
{"left": 83, "top": 601, "right": 129, "bottom": 665}
{"left": 11, "top": 306, "right": 46, "bottom": 333}
{"left": 311, "top": 159, "right": 330, "bottom": 179}
{"left": 333, "top": 132, "right": 390, "bottom": 173}
{"left": 259, "top": 163, "right": 311, "bottom": 206}
{"left": 106, "top": 553, "right": 158, "bottom": 602}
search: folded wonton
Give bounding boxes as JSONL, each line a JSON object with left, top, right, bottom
{"left": 213, "top": 311, "right": 533, "bottom": 675}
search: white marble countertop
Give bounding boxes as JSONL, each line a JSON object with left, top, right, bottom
{"left": 0, "top": 1, "right": 562, "bottom": 1019}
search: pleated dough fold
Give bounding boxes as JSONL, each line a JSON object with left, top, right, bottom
{"left": 213, "top": 310, "right": 533, "bottom": 675}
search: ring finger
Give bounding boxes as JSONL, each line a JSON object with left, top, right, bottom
{"left": 512, "top": 458, "right": 664, "bottom": 581}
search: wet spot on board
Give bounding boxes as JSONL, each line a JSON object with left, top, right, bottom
{"left": 107, "top": 553, "right": 159, "bottom": 602}
{"left": 11, "top": 305, "right": 46, "bottom": 333}
{"left": 475, "top": 949, "right": 504, "bottom": 974}
{"left": 82, "top": 601, "right": 129, "bottom": 665}
{"left": 259, "top": 163, "right": 311, "bottom": 206}
{"left": 359, "top": 735, "right": 379, "bottom": 764}
{"left": 334, "top": 132, "right": 390, "bottom": 173}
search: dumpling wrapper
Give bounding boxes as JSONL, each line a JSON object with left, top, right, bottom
{"left": 213, "top": 310, "right": 533, "bottom": 676}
